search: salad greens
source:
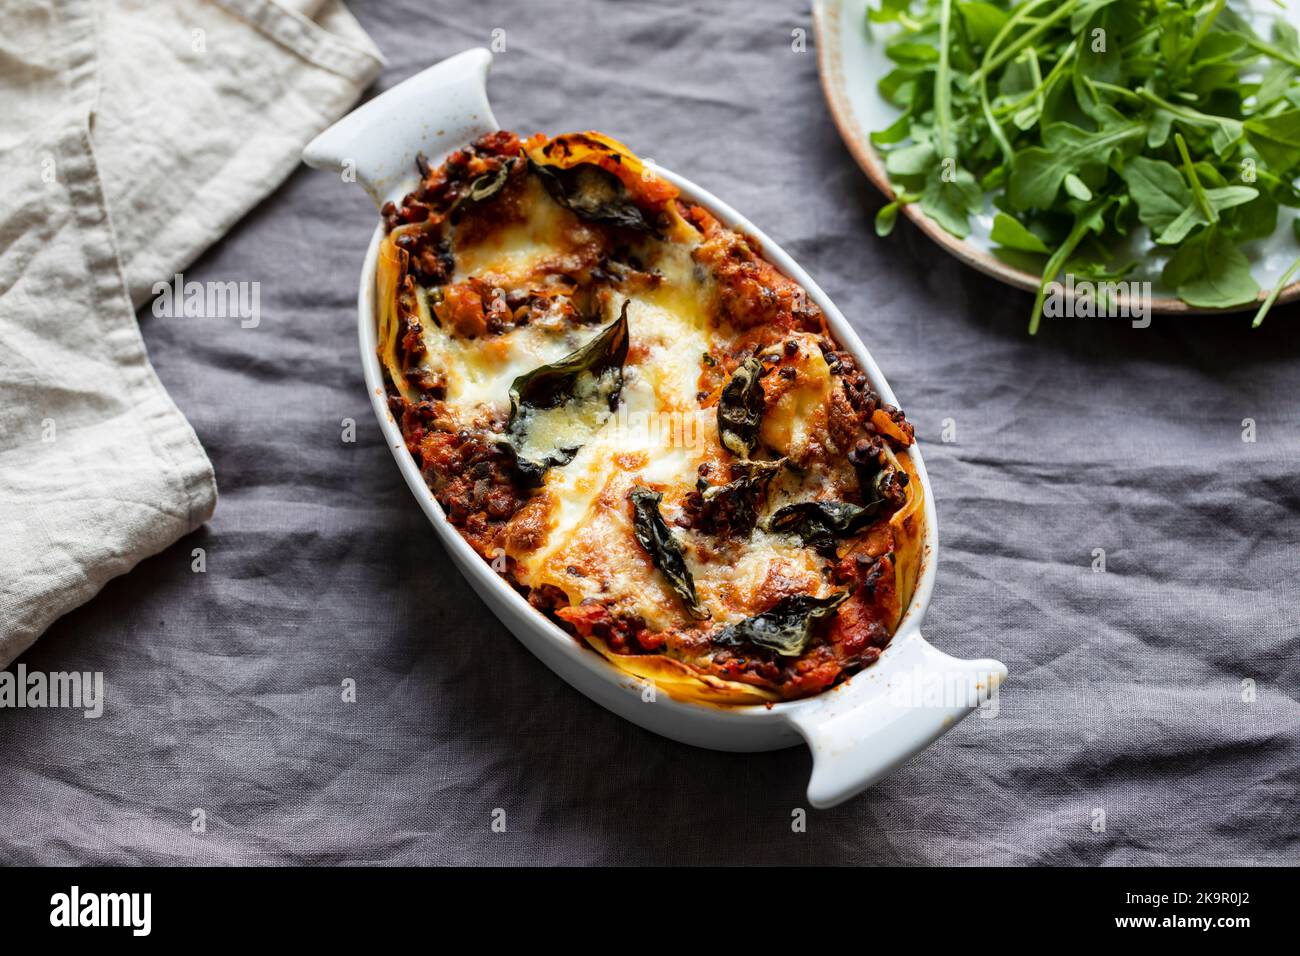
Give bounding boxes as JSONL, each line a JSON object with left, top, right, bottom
{"left": 868, "top": 0, "right": 1300, "bottom": 330}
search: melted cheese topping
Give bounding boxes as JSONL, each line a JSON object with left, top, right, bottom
{"left": 417, "top": 180, "right": 839, "bottom": 633}
{"left": 451, "top": 176, "right": 584, "bottom": 284}
{"left": 379, "top": 133, "right": 929, "bottom": 707}
{"left": 511, "top": 368, "right": 620, "bottom": 464}
{"left": 692, "top": 529, "right": 831, "bottom": 627}
{"left": 424, "top": 315, "right": 604, "bottom": 418}
{"left": 760, "top": 333, "right": 834, "bottom": 462}
{"left": 508, "top": 287, "right": 719, "bottom": 630}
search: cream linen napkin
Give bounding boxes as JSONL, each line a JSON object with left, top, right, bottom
{"left": 0, "top": 0, "right": 383, "bottom": 667}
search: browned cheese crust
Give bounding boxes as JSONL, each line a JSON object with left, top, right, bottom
{"left": 376, "top": 130, "right": 922, "bottom": 704}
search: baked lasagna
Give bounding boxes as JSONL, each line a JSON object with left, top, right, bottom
{"left": 377, "top": 130, "right": 923, "bottom": 704}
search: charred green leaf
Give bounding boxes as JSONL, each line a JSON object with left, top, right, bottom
{"left": 712, "top": 592, "right": 850, "bottom": 657}
{"left": 492, "top": 439, "right": 552, "bottom": 488}
{"left": 870, "top": 465, "right": 910, "bottom": 510}
{"left": 503, "top": 302, "right": 629, "bottom": 484}
{"left": 531, "top": 161, "right": 655, "bottom": 234}
{"left": 630, "top": 487, "right": 709, "bottom": 620}
{"left": 697, "top": 458, "right": 786, "bottom": 536}
{"left": 717, "top": 357, "right": 765, "bottom": 458}
{"left": 849, "top": 437, "right": 911, "bottom": 513}
{"left": 507, "top": 302, "right": 628, "bottom": 414}
{"left": 450, "top": 158, "right": 517, "bottom": 222}
{"left": 768, "top": 499, "right": 885, "bottom": 555}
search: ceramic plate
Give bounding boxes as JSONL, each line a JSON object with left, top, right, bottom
{"left": 813, "top": 0, "right": 1300, "bottom": 314}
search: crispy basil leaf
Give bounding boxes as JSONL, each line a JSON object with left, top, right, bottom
{"left": 717, "top": 357, "right": 765, "bottom": 458}
{"left": 503, "top": 302, "right": 629, "bottom": 484}
{"left": 871, "top": 465, "right": 911, "bottom": 510}
{"left": 768, "top": 499, "right": 885, "bottom": 554}
{"left": 712, "top": 592, "right": 850, "bottom": 657}
{"left": 450, "top": 158, "right": 516, "bottom": 222}
{"left": 531, "top": 161, "right": 655, "bottom": 234}
{"left": 699, "top": 458, "right": 786, "bottom": 535}
{"left": 630, "top": 487, "right": 709, "bottom": 620}
{"left": 492, "top": 439, "right": 551, "bottom": 488}
{"left": 508, "top": 303, "right": 629, "bottom": 413}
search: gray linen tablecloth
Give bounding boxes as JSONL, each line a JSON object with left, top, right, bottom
{"left": 1, "top": 0, "right": 1296, "bottom": 865}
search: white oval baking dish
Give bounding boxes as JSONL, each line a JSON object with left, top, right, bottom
{"left": 304, "top": 48, "right": 1007, "bottom": 809}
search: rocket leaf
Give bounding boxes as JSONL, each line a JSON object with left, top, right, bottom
{"left": 1161, "top": 226, "right": 1259, "bottom": 309}
{"left": 869, "top": 0, "right": 1300, "bottom": 330}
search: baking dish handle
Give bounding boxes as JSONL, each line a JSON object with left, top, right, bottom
{"left": 784, "top": 633, "right": 1007, "bottom": 809}
{"left": 302, "top": 47, "right": 500, "bottom": 208}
